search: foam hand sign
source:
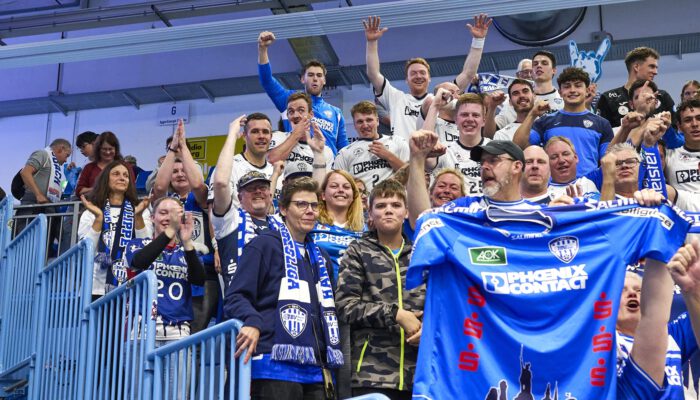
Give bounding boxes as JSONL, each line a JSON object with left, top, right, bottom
{"left": 569, "top": 38, "right": 611, "bottom": 83}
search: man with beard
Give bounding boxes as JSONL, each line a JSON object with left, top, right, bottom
{"left": 513, "top": 67, "right": 614, "bottom": 177}
{"left": 364, "top": 14, "right": 491, "bottom": 140}
{"left": 488, "top": 79, "right": 535, "bottom": 141}
{"left": 520, "top": 146, "right": 552, "bottom": 205}
{"left": 596, "top": 47, "right": 675, "bottom": 128}
{"left": 494, "top": 51, "right": 564, "bottom": 130}
{"left": 267, "top": 92, "right": 334, "bottom": 177}
{"left": 207, "top": 113, "right": 281, "bottom": 209}
{"left": 257, "top": 31, "right": 347, "bottom": 155}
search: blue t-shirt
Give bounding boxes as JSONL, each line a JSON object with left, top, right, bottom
{"left": 618, "top": 312, "right": 698, "bottom": 400}
{"left": 311, "top": 223, "right": 363, "bottom": 284}
{"left": 530, "top": 110, "right": 614, "bottom": 176}
{"left": 258, "top": 62, "right": 348, "bottom": 155}
{"left": 125, "top": 238, "right": 194, "bottom": 324}
{"left": 407, "top": 199, "right": 691, "bottom": 400}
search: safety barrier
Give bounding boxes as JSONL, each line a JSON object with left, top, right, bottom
{"left": 0, "top": 196, "right": 13, "bottom": 262}
{"left": 151, "top": 319, "right": 250, "bottom": 400}
{"left": 29, "top": 239, "right": 94, "bottom": 400}
{"left": 83, "top": 271, "right": 158, "bottom": 400}
{"left": 0, "top": 215, "right": 47, "bottom": 376}
{"left": 12, "top": 200, "right": 82, "bottom": 261}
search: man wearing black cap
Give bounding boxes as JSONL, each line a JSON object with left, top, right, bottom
{"left": 212, "top": 116, "right": 280, "bottom": 286}
{"left": 408, "top": 130, "right": 539, "bottom": 228}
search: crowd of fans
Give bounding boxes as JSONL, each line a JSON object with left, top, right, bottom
{"left": 9, "top": 12, "right": 700, "bottom": 400}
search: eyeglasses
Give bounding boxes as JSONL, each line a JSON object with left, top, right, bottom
{"left": 480, "top": 156, "right": 516, "bottom": 167}
{"left": 615, "top": 158, "right": 640, "bottom": 168}
{"left": 291, "top": 201, "right": 319, "bottom": 211}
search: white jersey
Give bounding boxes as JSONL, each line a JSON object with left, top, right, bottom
{"left": 435, "top": 137, "right": 491, "bottom": 195}
{"left": 493, "top": 122, "right": 522, "bottom": 142}
{"left": 269, "top": 131, "right": 335, "bottom": 177}
{"left": 376, "top": 79, "right": 427, "bottom": 140}
{"left": 333, "top": 134, "right": 409, "bottom": 192}
{"left": 676, "top": 189, "right": 700, "bottom": 243}
{"left": 548, "top": 176, "right": 600, "bottom": 200}
{"left": 206, "top": 153, "right": 282, "bottom": 208}
{"left": 665, "top": 146, "right": 700, "bottom": 192}
{"left": 495, "top": 89, "right": 564, "bottom": 129}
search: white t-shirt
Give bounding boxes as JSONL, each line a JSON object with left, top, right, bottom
{"left": 375, "top": 79, "right": 427, "bottom": 141}
{"left": 333, "top": 134, "right": 409, "bottom": 192}
{"left": 547, "top": 176, "right": 600, "bottom": 200}
{"left": 435, "top": 137, "right": 491, "bottom": 196}
{"left": 493, "top": 122, "right": 522, "bottom": 142}
{"left": 495, "top": 89, "right": 564, "bottom": 129}
{"left": 665, "top": 146, "right": 700, "bottom": 193}
{"left": 269, "top": 131, "right": 335, "bottom": 178}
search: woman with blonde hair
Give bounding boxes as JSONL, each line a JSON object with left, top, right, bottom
{"left": 312, "top": 169, "right": 365, "bottom": 283}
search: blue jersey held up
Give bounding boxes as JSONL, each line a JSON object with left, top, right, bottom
{"left": 258, "top": 62, "right": 348, "bottom": 155}
{"left": 408, "top": 199, "right": 691, "bottom": 400}
{"left": 530, "top": 110, "right": 614, "bottom": 176}
{"left": 311, "top": 223, "right": 363, "bottom": 285}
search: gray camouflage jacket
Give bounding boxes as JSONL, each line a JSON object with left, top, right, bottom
{"left": 335, "top": 231, "right": 425, "bottom": 391}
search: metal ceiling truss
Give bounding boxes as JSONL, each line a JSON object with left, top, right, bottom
{"left": 2, "top": 31, "right": 699, "bottom": 118}
{"left": 0, "top": 0, "right": 641, "bottom": 69}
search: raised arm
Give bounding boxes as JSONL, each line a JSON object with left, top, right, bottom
{"left": 513, "top": 100, "right": 549, "bottom": 149}
{"left": 364, "top": 16, "right": 388, "bottom": 95}
{"left": 176, "top": 121, "right": 207, "bottom": 208}
{"left": 257, "top": 31, "right": 290, "bottom": 112}
{"left": 483, "top": 91, "right": 506, "bottom": 139}
{"left": 212, "top": 115, "right": 246, "bottom": 216}
{"left": 454, "top": 14, "right": 492, "bottom": 91}
{"left": 267, "top": 117, "right": 307, "bottom": 163}
{"left": 407, "top": 130, "right": 441, "bottom": 229}
{"left": 598, "top": 151, "right": 616, "bottom": 201}
{"left": 152, "top": 126, "right": 181, "bottom": 200}
{"left": 307, "top": 123, "right": 329, "bottom": 184}
{"left": 631, "top": 256, "right": 673, "bottom": 387}
{"left": 668, "top": 240, "right": 700, "bottom": 350}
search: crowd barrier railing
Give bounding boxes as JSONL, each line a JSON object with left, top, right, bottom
{"left": 0, "top": 215, "right": 47, "bottom": 376}
{"left": 0, "top": 195, "right": 13, "bottom": 264}
{"left": 12, "top": 200, "right": 82, "bottom": 261}
{"left": 83, "top": 271, "right": 158, "bottom": 400}
{"left": 29, "top": 239, "right": 94, "bottom": 400}
{"left": 151, "top": 319, "right": 251, "bottom": 400}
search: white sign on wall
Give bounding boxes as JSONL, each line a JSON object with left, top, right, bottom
{"left": 157, "top": 103, "right": 190, "bottom": 126}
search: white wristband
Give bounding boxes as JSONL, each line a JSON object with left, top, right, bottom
{"left": 471, "top": 37, "right": 485, "bottom": 49}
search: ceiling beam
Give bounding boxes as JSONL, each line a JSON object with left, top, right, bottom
{"left": 0, "top": 0, "right": 642, "bottom": 69}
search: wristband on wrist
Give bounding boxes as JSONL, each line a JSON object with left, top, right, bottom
{"left": 312, "top": 163, "right": 327, "bottom": 169}
{"left": 471, "top": 37, "right": 485, "bottom": 49}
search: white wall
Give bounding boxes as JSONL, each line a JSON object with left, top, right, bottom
{"left": 3, "top": 51, "right": 700, "bottom": 195}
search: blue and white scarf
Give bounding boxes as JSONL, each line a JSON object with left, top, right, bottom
{"left": 95, "top": 199, "right": 134, "bottom": 287}
{"left": 45, "top": 147, "right": 64, "bottom": 202}
{"left": 236, "top": 208, "right": 282, "bottom": 263}
{"left": 271, "top": 222, "right": 343, "bottom": 368}
{"left": 688, "top": 212, "right": 700, "bottom": 234}
{"left": 641, "top": 145, "right": 668, "bottom": 198}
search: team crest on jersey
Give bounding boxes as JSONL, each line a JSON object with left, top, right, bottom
{"left": 618, "top": 105, "right": 629, "bottom": 116}
{"left": 324, "top": 110, "right": 333, "bottom": 118}
{"left": 353, "top": 147, "right": 364, "bottom": 157}
{"left": 192, "top": 217, "right": 202, "bottom": 241}
{"left": 280, "top": 304, "right": 308, "bottom": 339}
{"left": 112, "top": 259, "right": 128, "bottom": 284}
{"left": 323, "top": 311, "right": 340, "bottom": 345}
{"left": 548, "top": 236, "right": 579, "bottom": 263}
{"left": 583, "top": 120, "right": 593, "bottom": 128}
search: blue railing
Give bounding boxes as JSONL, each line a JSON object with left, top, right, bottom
{"left": 0, "top": 195, "right": 13, "bottom": 263}
{"left": 151, "top": 319, "right": 250, "bottom": 400}
{"left": 83, "top": 271, "right": 158, "bottom": 400}
{"left": 0, "top": 215, "right": 47, "bottom": 375}
{"left": 29, "top": 239, "right": 94, "bottom": 400}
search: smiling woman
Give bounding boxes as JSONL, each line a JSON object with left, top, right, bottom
{"left": 75, "top": 131, "right": 135, "bottom": 196}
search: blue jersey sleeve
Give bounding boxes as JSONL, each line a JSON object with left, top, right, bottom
{"left": 529, "top": 117, "right": 545, "bottom": 146}
{"left": 336, "top": 112, "right": 349, "bottom": 151}
{"left": 406, "top": 213, "right": 450, "bottom": 289}
{"left": 663, "top": 125, "right": 685, "bottom": 150}
{"left": 223, "top": 241, "right": 265, "bottom": 329}
{"left": 258, "top": 62, "right": 293, "bottom": 112}
{"left": 668, "top": 313, "right": 699, "bottom": 363}
{"left": 124, "top": 238, "right": 145, "bottom": 268}
{"left": 598, "top": 120, "right": 614, "bottom": 158}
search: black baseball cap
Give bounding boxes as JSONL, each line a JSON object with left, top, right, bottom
{"left": 470, "top": 140, "right": 525, "bottom": 163}
{"left": 237, "top": 171, "right": 271, "bottom": 191}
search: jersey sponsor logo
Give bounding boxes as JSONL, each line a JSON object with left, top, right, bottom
{"left": 459, "top": 165, "right": 481, "bottom": 178}
{"left": 608, "top": 92, "right": 619, "bottom": 98}
{"left": 481, "top": 264, "right": 588, "bottom": 295}
{"left": 584, "top": 198, "right": 638, "bottom": 210}
{"left": 352, "top": 159, "right": 391, "bottom": 174}
{"left": 614, "top": 207, "right": 675, "bottom": 230}
{"left": 312, "top": 116, "right": 334, "bottom": 132}
{"left": 676, "top": 169, "right": 700, "bottom": 184}
{"left": 280, "top": 304, "right": 308, "bottom": 339}
{"left": 404, "top": 106, "right": 420, "bottom": 117}
{"left": 469, "top": 246, "right": 507, "bottom": 265}
{"left": 548, "top": 236, "right": 579, "bottom": 263}
{"left": 323, "top": 311, "right": 340, "bottom": 346}
{"left": 414, "top": 217, "right": 445, "bottom": 245}
{"left": 583, "top": 120, "right": 593, "bottom": 128}
{"left": 288, "top": 152, "right": 314, "bottom": 164}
